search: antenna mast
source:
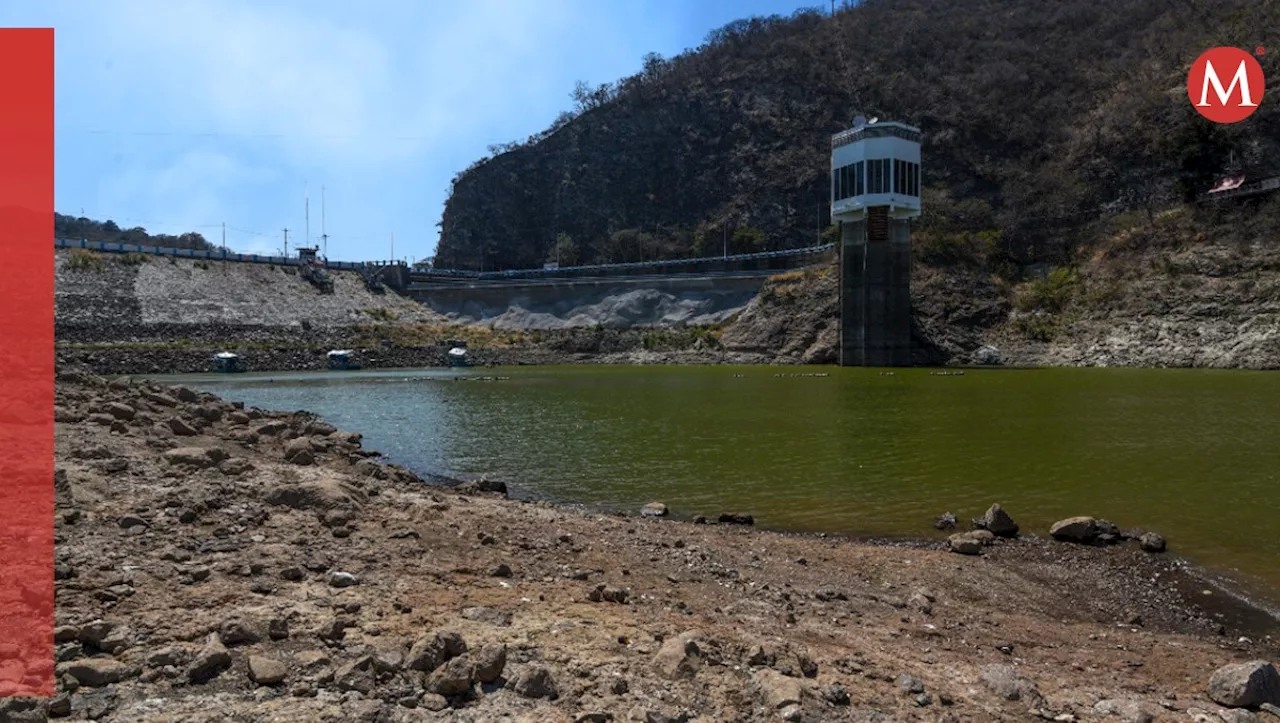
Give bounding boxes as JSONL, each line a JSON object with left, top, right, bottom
{"left": 305, "top": 182, "right": 310, "bottom": 252}
{"left": 321, "top": 185, "right": 328, "bottom": 259}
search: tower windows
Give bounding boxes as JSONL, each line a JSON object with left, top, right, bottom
{"left": 832, "top": 158, "right": 918, "bottom": 200}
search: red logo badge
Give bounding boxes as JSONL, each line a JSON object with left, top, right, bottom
{"left": 1188, "top": 47, "right": 1265, "bottom": 123}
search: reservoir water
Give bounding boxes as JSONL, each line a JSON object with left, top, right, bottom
{"left": 167, "top": 365, "right": 1280, "bottom": 603}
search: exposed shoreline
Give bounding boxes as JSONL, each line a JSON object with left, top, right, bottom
{"left": 16, "top": 365, "right": 1278, "bottom": 722}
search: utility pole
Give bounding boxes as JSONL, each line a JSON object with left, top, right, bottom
{"left": 305, "top": 183, "right": 310, "bottom": 253}
{"left": 221, "top": 222, "right": 226, "bottom": 251}
{"left": 283, "top": 228, "right": 289, "bottom": 257}
{"left": 390, "top": 232, "right": 394, "bottom": 264}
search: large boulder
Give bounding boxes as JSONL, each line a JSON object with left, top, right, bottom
{"left": 56, "top": 659, "right": 136, "bottom": 687}
{"left": 1208, "top": 660, "right": 1280, "bottom": 708}
{"left": 511, "top": 665, "right": 557, "bottom": 699}
{"left": 263, "top": 480, "right": 364, "bottom": 511}
{"left": 162, "top": 447, "right": 227, "bottom": 468}
{"left": 1139, "top": 532, "right": 1167, "bottom": 553}
{"left": 980, "top": 504, "right": 1019, "bottom": 537}
{"left": 425, "top": 655, "right": 474, "bottom": 696}
{"left": 641, "top": 502, "right": 669, "bottom": 518}
{"left": 283, "top": 438, "right": 315, "bottom": 465}
{"left": 948, "top": 533, "right": 982, "bottom": 555}
{"left": 247, "top": 656, "right": 288, "bottom": 686}
{"left": 1050, "top": 516, "right": 1099, "bottom": 543}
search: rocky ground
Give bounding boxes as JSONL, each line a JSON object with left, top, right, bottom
{"left": 2, "top": 368, "right": 1278, "bottom": 722}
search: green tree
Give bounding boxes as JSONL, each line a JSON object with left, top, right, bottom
{"left": 548, "top": 233, "right": 579, "bottom": 266}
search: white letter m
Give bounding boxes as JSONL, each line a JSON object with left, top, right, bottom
{"left": 1198, "top": 59, "right": 1257, "bottom": 107}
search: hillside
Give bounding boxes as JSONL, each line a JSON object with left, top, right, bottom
{"left": 435, "top": 0, "right": 1279, "bottom": 272}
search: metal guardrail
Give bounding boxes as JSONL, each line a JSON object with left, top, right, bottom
{"left": 416, "top": 243, "right": 835, "bottom": 281}
{"left": 55, "top": 238, "right": 408, "bottom": 270}
{"left": 1197, "top": 176, "right": 1280, "bottom": 203}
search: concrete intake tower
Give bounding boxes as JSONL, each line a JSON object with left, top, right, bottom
{"left": 830, "top": 117, "right": 921, "bottom": 366}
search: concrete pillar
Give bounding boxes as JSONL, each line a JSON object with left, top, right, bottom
{"left": 839, "top": 213, "right": 912, "bottom": 366}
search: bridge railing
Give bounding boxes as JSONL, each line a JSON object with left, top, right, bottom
{"left": 416, "top": 243, "right": 835, "bottom": 282}
{"left": 54, "top": 238, "right": 408, "bottom": 271}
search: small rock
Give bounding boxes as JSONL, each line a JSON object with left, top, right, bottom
{"left": 145, "top": 648, "right": 188, "bottom": 668}
{"left": 653, "top": 632, "right": 702, "bottom": 680}
{"left": 461, "top": 606, "right": 512, "bottom": 626}
{"left": 48, "top": 693, "right": 72, "bottom": 717}
{"left": 934, "top": 512, "right": 957, "bottom": 530}
{"left": 162, "top": 447, "right": 219, "bottom": 468}
{"left": 247, "top": 656, "right": 288, "bottom": 686}
{"left": 819, "top": 683, "right": 850, "bottom": 705}
{"left": 1208, "top": 660, "right": 1280, "bottom": 708}
{"left": 897, "top": 673, "right": 925, "bottom": 694}
{"left": 719, "top": 513, "right": 754, "bottom": 525}
{"left": 425, "top": 655, "right": 474, "bottom": 696}
{"left": 490, "top": 563, "right": 513, "bottom": 578}
{"left": 268, "top": 618, "right": 289, "bottom": 640}
{"left": 588, "top": 585, "right": 629, "bottom": 604}
{"left": 909, "top": 592, "right": 934, "bottom": 615}
{"left": 1094, "top": 698, "right": 1154, "bottom": 723}
{"left": 511, "top": 665, "right": 557, "bottom": 699}
{"left": 421, "top": 693, "right": 448, "bottom": 711}
{"left": 280, "top": 566, "right": 305, "bottom": 582}
{"left": 219, "top": 618, "right": 263, "bottom": 646}
{"left": 980, "top": 664, "right": 1041, "bottom": 704}
{"left": 1139, "top": 532, "right": 1167, "bottom": 553}
{"left": 103, "top": 402, "right": 135, "bottom": 420}
{"left": 407, "top": 631, "right": 467, "bottom": 672}
{"left": 334, "top": 656, "right": 376, "bottom": 694}
{"left": 641, "top": 502, "right": 669, "bottom": 518}
{"left": 814, "top": 588, "right": 847, "bottom": 602}
{"left": 168, "top": 418, "right": 198, "bottom": 436}
{"left": 218, "top": 458, "right": 254, "bottom": 476}
{"left": 1050, "top": 516, "right": 1099, "bottom": 543}
{"left": 187, "top": 634, "right": 232, "bottom": 683}
{"left": 456, "top": 478, "right": 508, "bottom": 496}
{"left": 754, "top": 668, "right": 804, "bottom": 709}
{"left": 326, "top": 571, "right": 359, "bottom": 588}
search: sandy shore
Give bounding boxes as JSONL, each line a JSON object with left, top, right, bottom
{"left": 5, "top": 367, "right": 1278, "bottom": 722}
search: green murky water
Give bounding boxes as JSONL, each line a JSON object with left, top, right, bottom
{"left": 166, "top": 365, "right": 1280, "bottom": 603}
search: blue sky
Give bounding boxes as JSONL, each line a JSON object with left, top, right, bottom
{"left": 1, "top": 0, "right": 817, "bottom": 263}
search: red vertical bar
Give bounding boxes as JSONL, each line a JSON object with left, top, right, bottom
{"left": 0, "top": 28, "right": 55, "bottom": 698}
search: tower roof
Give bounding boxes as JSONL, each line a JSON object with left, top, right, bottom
{"left": 832, "top": 121, "right": 921, "bottom": 149}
